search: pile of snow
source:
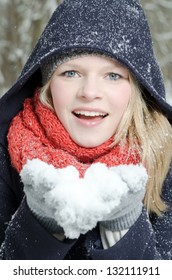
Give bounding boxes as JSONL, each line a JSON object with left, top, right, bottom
{"left": 20, "top": 159, "right": 148, "bottom": 239}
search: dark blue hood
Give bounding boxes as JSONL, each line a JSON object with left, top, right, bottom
{"left": 1, "top": 0, "right": 172, "bottom": 137}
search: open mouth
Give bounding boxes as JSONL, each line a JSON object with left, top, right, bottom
{"left": 72, "top": 110, "right": 108, "bottom": 120}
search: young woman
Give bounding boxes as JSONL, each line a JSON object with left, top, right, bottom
{"left": 0, "top": 0, "right": 172, "bottom": 260}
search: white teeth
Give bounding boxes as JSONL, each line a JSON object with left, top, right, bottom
{"left": 74, "top": 111, "right": 106, "bottom": 117}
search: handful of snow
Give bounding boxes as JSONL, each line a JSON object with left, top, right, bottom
{"left": 21, "top": 159, "right": 148, "bottom": 239}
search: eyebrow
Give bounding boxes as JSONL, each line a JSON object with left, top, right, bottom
{"left": 60, "top": 61, "right": 127, "bottom": 70}
{"left": 58, "top": 59, "right": 129, "bottom": 75}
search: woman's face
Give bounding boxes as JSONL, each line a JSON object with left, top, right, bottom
{"left": 50, "top": 55, "right": 131, "bottom": 147}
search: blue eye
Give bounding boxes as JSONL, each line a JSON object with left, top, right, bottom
{"left": 64, "top": 71, "right": 77, "bottom": 77}
{"left": 108, "top": 73, "right": 121, "bottom": 80}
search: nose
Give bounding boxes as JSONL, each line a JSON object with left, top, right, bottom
{"left": 77, "top": 76, "right": 102, "bottom": 101}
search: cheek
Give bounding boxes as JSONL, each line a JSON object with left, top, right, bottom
{"left": 50, "top": 81, "right": 68, "bottom": 109}
{"left": 111, "top": 83, "right": 131, "bottom": 111}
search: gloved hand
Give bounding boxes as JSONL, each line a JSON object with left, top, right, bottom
{"left": 21, "top": 159, "right": 148, "bottom": 239}
{"left": 99, "top": 164, "right": 147, "bottom": 231}
{"left": 21, "top": 160, "right": 65, "bottom": 239}
{"left": 98, "top": 164, "right": 148, "bottom": 249}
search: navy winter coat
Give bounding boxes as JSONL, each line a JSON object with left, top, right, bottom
{"left": 0, "top": 148, "right": 172, "bottom": 259}
{"left": 0, "top": 0, "right": 172, "bottom": 259}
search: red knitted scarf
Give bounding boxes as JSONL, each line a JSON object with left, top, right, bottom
{"left": 8, "top": 90, "right": 140, "bottom": 177}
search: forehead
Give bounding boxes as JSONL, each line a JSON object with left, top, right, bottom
{"left": 59, "top": 55, "right": 128, "bottom": 70}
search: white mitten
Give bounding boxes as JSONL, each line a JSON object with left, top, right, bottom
{"left": 99, "top": 164, "right": 148, "bottom": 230}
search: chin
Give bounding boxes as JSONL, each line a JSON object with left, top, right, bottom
{"left": 74, "top": 138, "right": 106, "bottom": 148}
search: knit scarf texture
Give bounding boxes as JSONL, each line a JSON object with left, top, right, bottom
{"left": 8, "top": 90, "right": 140, "bottom": 177}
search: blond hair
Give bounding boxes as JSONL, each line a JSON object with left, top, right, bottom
{"left": 39, "top": 74, "right": 172, "bottom": 215}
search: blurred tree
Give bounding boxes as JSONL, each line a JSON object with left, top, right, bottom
{"left": 0, "top": 0, "right": 61, "bottom": 95}
{"left": 0, "top": 0, "right": 172, "bottom": 104}
{"left": 140, "top": 0, "right": 172, "bottom": 104}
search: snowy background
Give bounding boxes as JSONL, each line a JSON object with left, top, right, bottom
{"left": 0, "top": 0, "right": 172, "bottom": 104}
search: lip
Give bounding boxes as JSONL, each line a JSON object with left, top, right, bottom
{"left": 72, "top": 107, "right": 108, "bottom": 127}
{"left": 72, "top": 107, "right": 108, "bottom": 115}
